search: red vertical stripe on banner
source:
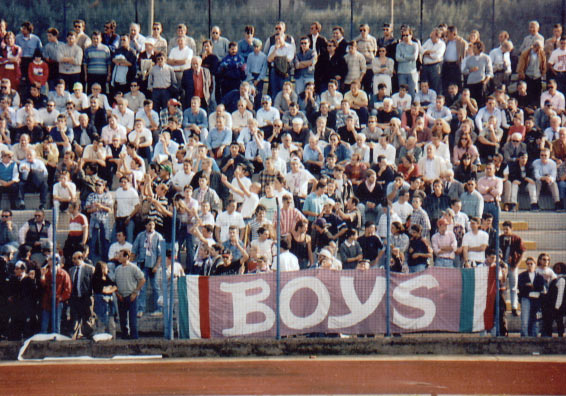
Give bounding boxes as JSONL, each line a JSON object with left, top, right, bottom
{"left": 483, "top": 266, "right": 497, "bottom": 330}
{"left": 199, "top": 276, "right": 211, "bottom": 338}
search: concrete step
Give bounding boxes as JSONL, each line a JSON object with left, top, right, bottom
{"left": 515, "top": 230, "right": 566, "bottom": 250}
{"left": 499, "top": 220, "right": 529, "bottom": 231}
{"left": 0, "top": 193, "right": 50, "bottom": 211}
{"left": 500, "top": 211, "right": 566, "bottom": 230}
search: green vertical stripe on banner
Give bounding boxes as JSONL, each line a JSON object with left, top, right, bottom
{"left": 459, "top": 268, "right": 475, "bottom": 332}
{"left": 177, "top": 277, "right": 189, "bottom": 339}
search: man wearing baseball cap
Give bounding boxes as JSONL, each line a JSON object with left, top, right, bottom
{"left": 431, "top": 218, "right": 457, "bottom": 268}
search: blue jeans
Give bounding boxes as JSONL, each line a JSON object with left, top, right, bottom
{"left": 270, "top": 68, "right": 289, "bottom": 99}
{"left": 18, "top": 170, "right": 49, "bottom": 207}
{"left": 483, "top": 201, "right": 500, "bottom": 222}
{"left": 520, "top": 297, "right": 540, "bottom": 337}
{"left": 94, "top": 294, "right": 115, "bottom": 332}
{"left": 89, "top": 222, "right": 110, "bottom": 262}
{"left": 118, "top": 295, "right": 139, "bottom": 339}
{"left": 178, "top": 226, "right": 195, "bottom": 273}
{"left": 138, "top": 266, "right": 161, "bottom": 314}
{"left": 111, "top": 217, "right": 135, "bottom": 244}
{"left": 152, "top": 88, "right": 171, "bottom": 113}
{"left": 558, "top": 180, "right": 566, "bottom": 206}
{"left": 40, "top": 302, "right": 63, "bottom": 333}
{"left": 435, "top": 257, "right": 454, "bottom": 268}
{"left": 398, "top": 72, "right": 418, "bottom": 98}
{"left": 409, "top": 263, "right": 427, "bottom": 273}
{"left": 421, "top": 63, "right": 442, "bottom": 94}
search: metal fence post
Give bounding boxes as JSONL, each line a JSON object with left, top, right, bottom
{"left": 350, "top": 0, "right": 354, "bottom": 40}
{"left": 419, "top": 0, "right": 423, "bottom": 43}
{"left": 51, "top": 206, "right": 57, "bottom": 333}
{"left": 276, "top": 199, "right": 281, "bottom": 340}
{"left": 385, "top": 204, "right": 391, "bottom": 337}
{"left": 168, "top": 207, "right": 177, "bottom": 340}
{"left": 160, "top": 239, "right": 168, "bottom": 338}
{"left": 494, "top": 208, "right": 500, "bottom": 336}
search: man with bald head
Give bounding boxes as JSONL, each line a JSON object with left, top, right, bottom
{"left": 182, "top": 55, "right": 213, "bottom": 109}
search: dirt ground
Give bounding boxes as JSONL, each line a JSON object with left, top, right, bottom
{"left": 0, "top": 356, "right": 564, "bottom": 395}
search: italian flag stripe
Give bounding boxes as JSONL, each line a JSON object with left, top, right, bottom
{"left": 198, "top": 276, "right": 211, "bottom": 338}
{"left": 459, "top": 268, "right": 475, "bottom": 332}
{"left": 177, "top": 276, "right": 189, "bottom": 339}
{"left": 460, "top": 266, "right": 495, "bottom": 332}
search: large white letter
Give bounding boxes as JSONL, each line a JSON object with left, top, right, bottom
{"left": 392, "top": 275, "right": 439, "bottom": 329}
{"left": 220, "top": 279, "right": 275, "bottom": 336}
{"left": 280, "top": 277, "right": 330, "bottom": 330}
{"left": 328, "top": 276, "right": 386, "bottom": 329}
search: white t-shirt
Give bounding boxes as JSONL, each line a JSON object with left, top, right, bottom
{"left": 392, "top": 201, "right": 413, "bottom": 224}
{"left": 114, "top": 187, "right": 139, "bottom": 217}
{"left": 462, "top": 230, "right": 489, "bottom": 263}
{"left": 128, "top": 128, "right": 153, "bottom": 147}
{"left": 548, "top": 48, "right": 566, "bottom": 72}
{"left": 251, "top": 238, "right": 274, "bottom": 265}
{"left": 215, "top": 211, "right": 245, "bottom": 242}
{"left": 240, "top": 192, "right": 259, "bottom": 219}
{"left": 273, "top": 250, "right": 299, "bottom": 271}
{"left": 169, "top": 46, "right": 193, "bottom": 72}
{"left": 108, "top": 241, "right": 133, "bottom": 261}
{"left": 172, "top": 171, "right": 194, "bottom": 190}
{"left": 230, "top": 176, "right": 251, "bottom": 204}
{"left": 391, "top": 93, "right": 412, "bottom": 112}
{"left": 53, "top": 181, "right": 77, "bottom": 202}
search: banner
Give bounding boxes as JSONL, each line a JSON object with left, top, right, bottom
{"left": 177, "top": 267, "right": 496, "bottom": 339}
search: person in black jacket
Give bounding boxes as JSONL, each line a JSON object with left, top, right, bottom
{"left": 503, "top": 153, "right": 536, "bottom": 211}
{"left": 355, "top": 169, "right": 385, "bottom": 225}
{"left": 8, "top": 261, "right": 38, "bottom": 340}
{"left": 315, "top": 40, "right": 347, "bottom": 94}
{"left": 518, "top": 256, "right": 546, "bottom": 337}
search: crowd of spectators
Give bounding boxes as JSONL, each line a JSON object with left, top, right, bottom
{"left": 0, "top": 16, "right": 565, "bottom": 340}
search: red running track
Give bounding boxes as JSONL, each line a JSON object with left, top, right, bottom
{"left": 0, "top": 357, "right": 563, "bottom": 395}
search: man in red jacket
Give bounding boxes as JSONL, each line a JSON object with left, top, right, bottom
{"left": 40, "top": 254, "right": 71, "bottom": 334}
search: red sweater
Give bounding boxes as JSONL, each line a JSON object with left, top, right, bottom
{"left": 28, "top": 60, "right": 49, "bottom": 87}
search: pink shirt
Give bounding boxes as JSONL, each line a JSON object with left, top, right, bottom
{"left": 477, "top": 175, "right": 503, "bottom": 202}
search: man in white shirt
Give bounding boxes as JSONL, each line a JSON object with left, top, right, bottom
{"left": 101, "top": 113, "right": 127, "bottom": 145}
{"left": 425, "top": 131, "right": 451, "bottom": 164}
{"left": 108, "top": 230, "right": 133, "bottom": 262}
{"left": 37, "top": 100, "right": 59, "bottom": 131}
{"left": 391, "top": 84, "right": 412, "bottom": 112}
{"left": 272, "top": 239, "right": 299, "bottom": 271}
{"left": 489, "top": 40, "right": 513, "bottom": 88}
{"left": 540, "top": 79, "right": 565, "bottom": 116}
{"left": 113, "top": 176, "right": 139, "bottom": 242}
{"left": 285, "top": 157, "right": 316, "bottom": 199}
{"left": 168, "top": 36, "right": 193, "bottom": 89}
{"left": 172, "top": 158, "right": 194, "bottom": 192}
{"left": 112, "top": 98, "right": 135, "bottom": 132}
{"left": 462, "top": 217, "right": 489, "bottom": 267}
{"left": 52, "top": 171, "right": 77, "bottom": 213}
{"left": 548, "top": 35, "right": 566, "bottom": 94}
{"left": 372, "top": 133, "right": 396, "bottom": 165}
{"left": 392, "top": 189, "right": 413, "bottom": 224}
{"left": 215, "top": 199, "right": 245, "bottom": 242}
{"left": 420, "top": 28, "right": 445, "bottom": 95}
{"left": 256, "top": 95, "right": 280, "bottom": 128}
